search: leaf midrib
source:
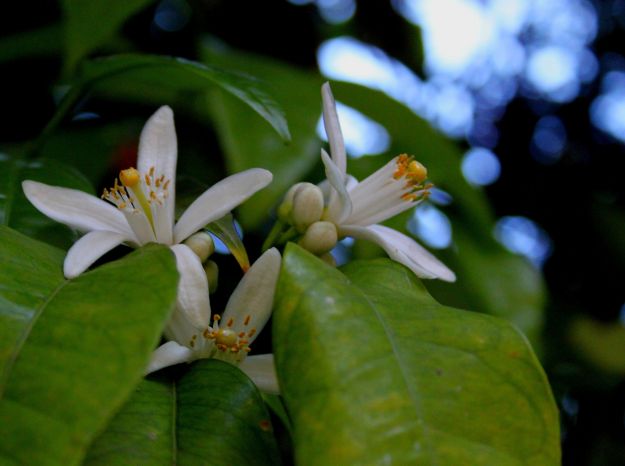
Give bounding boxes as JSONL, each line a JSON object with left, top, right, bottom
{"left": 359, "top": 289, "right": 440, "bottom": 466}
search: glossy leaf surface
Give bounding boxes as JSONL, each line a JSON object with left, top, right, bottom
{"left": 0, "top": 227, "right": 178, "bottom": 466}
{"left": 67, "top": 54, "right": 290, "bottom": 141}
{"left": 84, "top": 360, "right": 281, "bottom": 466}
{"left": 273, "top": 244, "right": 560, "bottom": 465}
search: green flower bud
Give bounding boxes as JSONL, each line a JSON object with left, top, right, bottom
{"left": 292, "top": 182, "right": 324, "bottom": 233}
{"left": 298, "top": 221, "right": 338, "bottom": 255}
{"left": 183, "top": 232, "right": 214, "bottom": 263}
{"left": 277, "top": 182, "right": 304, "bottom": 222}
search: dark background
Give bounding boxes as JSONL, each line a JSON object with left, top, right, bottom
{"left": 2, "top": 1, "right": 624, "bottom": 464}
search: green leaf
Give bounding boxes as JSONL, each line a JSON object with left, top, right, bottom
{"left": 200, "top": 42, "right": 322, "bottom": 229}
{"left": 64, "top": 54, "right": 290, "bottom": 141}
{"left": 0, "top": 227, "right": 178, "bottom": 466}
{"left": 0, "top": 25, "right": 63, "bottom": 63}
{"left": 62, "top": 0, "right": 157, "bottom": 71}
{"left": 0, "top": 152, "right": 94, "bottom": 249}
{"left": 84, "top": 360, "right": 281, "bottom": 466}
{"left": 274, "top": 244, "right": 560, "bottom": 466}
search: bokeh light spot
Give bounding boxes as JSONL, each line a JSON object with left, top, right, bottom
{"left": 494, "top": 216, "right": 553, "bottom": 267}
{"left": 461, "top": 147, "right": 501, "bottom": 186}
{"left": 407, "top": 203, "right": 452, "bottom": 249}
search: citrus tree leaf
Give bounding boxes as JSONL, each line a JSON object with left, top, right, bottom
{"left": 0, "top": 226, "right": 178, "bottom": 466}
{"left": 84, "top": 360, "right": 281, "bottom": 466}
{"left": 0, "top": 25, "right": 63, "bottom": 63}
{"left": 62, "top": 0, "right": 157, "bottom": 71}
{"left": 0, "top": 152, "right": 94, "bottom": 249}
{"left": 63, "top": 54, "right": 290, "bottom": 141}
{"left": 273, "top": 244, "right": 560, "bottom": 466}
{"left": 200, "top": 42, "right": 322, "bottom": 229}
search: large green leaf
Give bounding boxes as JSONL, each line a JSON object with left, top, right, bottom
{"left": 0, "top": 227, "right": 178, "bottom": 466}
{"left": 62, "top": 0, "right": 157, "bottom": 71}
{"left": 200, "top": 41, "right": 322, "bottom": 229}
{"left": 0, "top": 152, "right": 94, "bottom": 249}
{"left": 84, "top": 360, "right": 281, "bottom": 466}
{"left": 62, "top": 54, "right": 290, "bottom": 141}
{"left": 274, "top": 244, "right": 560, "bottom": 465}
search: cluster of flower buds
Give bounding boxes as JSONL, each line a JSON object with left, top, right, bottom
{"left": 273, "top": 182, "right": 338, "bottom": 264}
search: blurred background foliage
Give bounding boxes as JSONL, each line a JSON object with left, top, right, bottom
{"left": 0, "top": 0, "right": 624, "bottom": 464}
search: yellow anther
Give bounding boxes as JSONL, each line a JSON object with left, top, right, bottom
{"left": 119, "top": 168, "right": 140, "bottom": 187}
{"left": 393, "top": 154, "right": 410, "bottom": 179}
{"left": 244, "top": 315, "right": 251, "bottom": 326}
{"left": 149, "top": 166, "right": 155, "bottom": 177}
{"left": 213, "top": 314, "right": 221, "bottom": 322}
{"left": 145, "top": 174, "right": 151, "bottom": 186}
{"left": 227, "top": 318, "right": 234, "bottom": 327}
{"left": 407, "top": 160, "right": 427, "bottom": 183}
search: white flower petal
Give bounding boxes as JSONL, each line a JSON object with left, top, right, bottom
{"left": 173, "top": 168, "right": 272, "bottom": 244}
{"left": 239, "top": 354, "right": 280, "bottom": 394}
{"left": 22, "top": 180, "right": 132, "bottom": 236}
{"left": 321, "top": 82, "right": 346, "bottom": 174}
{"left": 341, "top": 224, "right": 456, "bottom": 282}
{"left": 137, "top": 106, "right": 178, "bottom": 225}
{"left": 318, "top": 175, "right": 358, "bottom": 203}
{"left": 345, "top": 175, "right": 359, "bottom": 192}
{"left": 321, "top": 149, "right": 352, "bottom": 224}
{"left": 164, "top": 303, "right": 201, "bottom": 345}
{"left": 346, "top": 197, "right": 418, "bottom": 227}
{"left": 222, "top": 248, "right": 281, "bottom": 343}
{"left": 145, "top": 341, "right": 193, "bottom": 374}
{"left": 150, "top": 199, "right": 173, "bottom": 245}
{"left": 170, "top": 244, "right": 211, "bottom": 329}
{"left": 63, "top": 230, "right": 129, "bottom": 278}
{"left": 120, "top": 209, "right": 156, "bottom": 245}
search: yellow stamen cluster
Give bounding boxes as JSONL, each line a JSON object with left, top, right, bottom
{"left": 202, "top": 314, "right": 255, "bottom": 354}
{"left": 393, "top": 154, "right": 432, "bottom": 202}
{"left": 101, "top": 166, "right": 171, "bottom": 216}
